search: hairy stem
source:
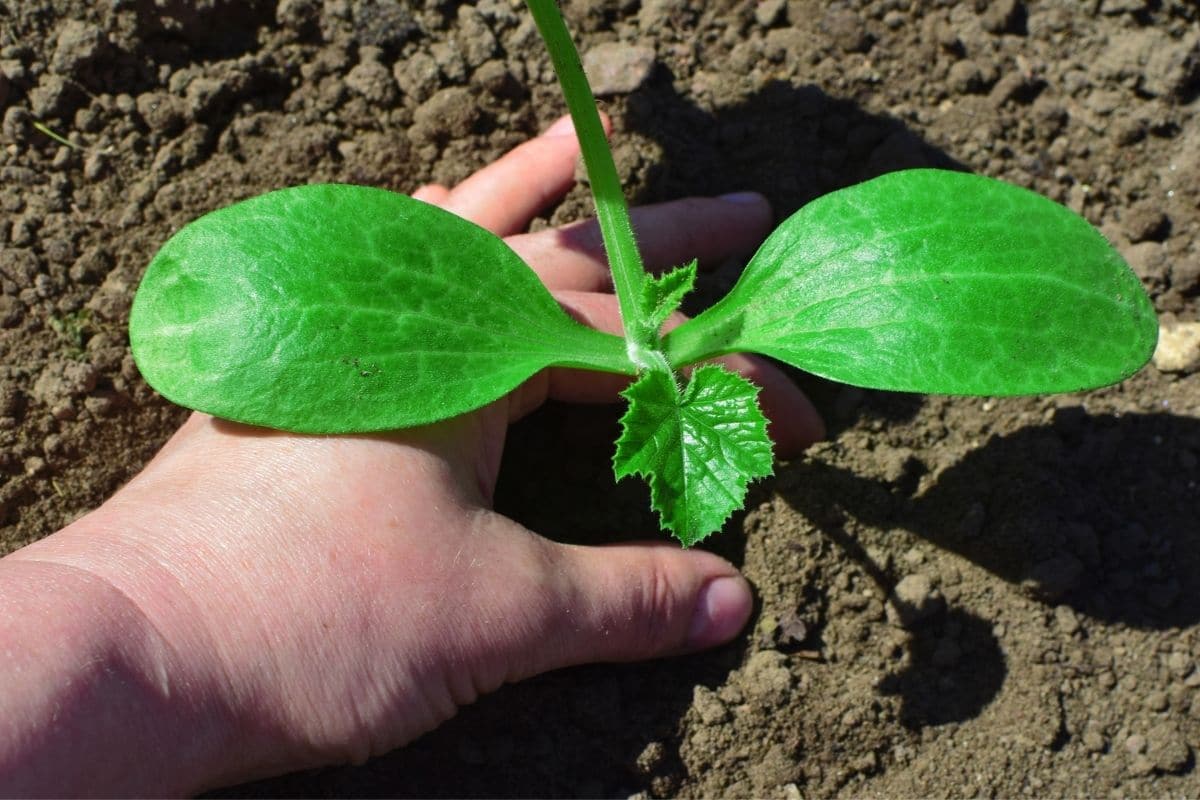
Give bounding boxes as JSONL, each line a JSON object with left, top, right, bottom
{"left": 525, "top": 0, "right": 661, "bottom": 368}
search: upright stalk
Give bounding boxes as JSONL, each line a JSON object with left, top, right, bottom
{"left": 525, "top": 0, "right": 663, "bottom": 369}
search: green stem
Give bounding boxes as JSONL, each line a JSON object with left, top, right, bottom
{"left": 525, "top": 0, "right": 662, "bottom": 369}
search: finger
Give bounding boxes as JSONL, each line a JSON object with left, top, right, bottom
{"left": 507, "top": 292, "right": 825, "bottom": 456}
{"left": 508, "top": 192, "right": 772, "bottom": 293}
{"left": 440, "top": 114, "right": 611, "bottom": 236}
{"left": 411, "top": 184, "right": 451, "bottom": 204}
{"left": 498, "top": 537, "right": 754, "bottom": 682}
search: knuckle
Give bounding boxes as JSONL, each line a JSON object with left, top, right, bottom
{"left": 629, "top": 553, "right": 685, "bottom": 649}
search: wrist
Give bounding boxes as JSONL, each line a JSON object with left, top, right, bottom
{"left": 0, "top": 555, "right": 238, "bottom": 795}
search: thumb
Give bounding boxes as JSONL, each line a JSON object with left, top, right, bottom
{"left": 506, "top": 541, "right": 753, "bottom": 679}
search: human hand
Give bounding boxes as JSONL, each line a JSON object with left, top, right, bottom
{"left": 2, "top": 115, "right": 823, "bottom": 794}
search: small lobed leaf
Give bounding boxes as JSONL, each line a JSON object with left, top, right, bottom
{"left": 664, "top": 169, "right": 1158, "bottom": 396}
{"left": 639, "top": 260, "right": 697, "bottom": 333}
{"left": 613, "top": 365, "right": 774, "bottom": 546}
{"left": 129, "top": 184, "right": 632, "bottom": 433}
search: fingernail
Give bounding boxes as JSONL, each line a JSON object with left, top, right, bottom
{"left": 686, "top": 575, "right": 752, "bottom": 650}
{"left": 544, "top": 115, "right": 577, "bottom": 137}
{"left": 718, "top": 191, "right": 766, "bottom": 205}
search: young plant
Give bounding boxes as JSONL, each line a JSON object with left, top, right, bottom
{"left": 128, "top": 1, "right": 1158, "bottom": 546}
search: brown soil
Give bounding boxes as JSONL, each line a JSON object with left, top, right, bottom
{"left": 3, "top": 0, "right": 1200, "bottom": 796}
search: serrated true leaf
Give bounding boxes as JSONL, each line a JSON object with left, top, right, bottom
{"left": 640, "top": 260, "right": 697, "bottom": 332}
{"left": 613, "top": 365, "right": 774, "bottom": 546}
{"left": 664, "top": 169, "right": 1158, "bottom": 395}
{"left": 130, "top": 184, "right": 632, "bottom": 433}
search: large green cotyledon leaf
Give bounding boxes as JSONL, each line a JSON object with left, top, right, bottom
{"left": 664, "top": 169, "right": 1158, "bottom": 395}
{"left": 130, "top": 184, "right": 632, "bottom": 433}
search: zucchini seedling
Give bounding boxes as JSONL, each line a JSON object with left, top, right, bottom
{"left": 129, "top": 1, "right": 1157, "bottom": 546}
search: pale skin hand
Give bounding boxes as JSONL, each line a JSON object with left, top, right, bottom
{"left": 0, "top": 115, "right": 824, "bottom": 795}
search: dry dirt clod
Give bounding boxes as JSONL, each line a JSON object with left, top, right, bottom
{"left": 692, "top": 685, "right": 730, "bottom": 725}
{"left": 1123, "top": 203, "right": 1171, "bottom": 243}
{"left": 980, "top": 0, "right": 1026, "bottom": 35}
{"left": 135, "top": 92, "right": 188, "bottom": 136}
{"left": 393, "top": 52, "right": 440, "bottom": 103}
{"left": 582, "top": 42, "right": 656, "bottom": 96}
{"left": 411, "top": 86, "right": 479, "bottom": 143}
{"left": 1054, "top": 605, "right": 1081, "bottom": 635}
{"left": 886, "top": 574, "right": 944, "bottom": 628}
{"left": 50, "top": 20, "right": 108, "bottom": 77}
{"left": 345, "top": 60, "right": 398, "bottom": 106}
{"left": 28, "top": 76, "right": 85, "bottom": 121}
{"left": 31, "top": 359, "right": 97, "bottom": 411}
{"left": 754, "top": 0, "right": 786, "bottom": 29}
{"left": 740, "top": 650, "right": 794, "bottom": 706}
{"left": 1171, "top": 256, "right": 1200, "bottom": 295}
{"left": 819, "top": 8, "right": 871, "bottom": 53}
{"left": 1146, "top": 723, "right": 1191, "bottom": 774}
{"left": 1082, "top": 724, "right": 1107, "bottom": 754}
{"left": 1153, "top": 321, "right": 1200, "bottom": 374}
{"left": 0, "top": 295, "right": 23, "bottom": 329}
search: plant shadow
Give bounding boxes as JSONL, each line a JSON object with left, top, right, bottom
{"left": 772, "top": 456, "right": 1007, "bottom": 729}
{"left": 625, "top": 77, "right": 966, "bottom": 222}
{"left": 775, "top": 410, "right": 1200, "bottom": 631}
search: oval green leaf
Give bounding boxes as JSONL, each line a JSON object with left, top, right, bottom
{"left": 665, "top": 169, "right": 1158, "bottom": 395}
{"left": 130, "top": 184, "right": 632, "bottom": 433}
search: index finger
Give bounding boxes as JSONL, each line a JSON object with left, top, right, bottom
{"left": 438, "top": 114, "right": 611, "bottom": 236}
{"left": 508, "top": 192, "right": 773, "bottom": 293}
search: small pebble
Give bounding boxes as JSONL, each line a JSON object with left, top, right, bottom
{"left": 1124, "top": 733, "right": 1147, "bottom": 755}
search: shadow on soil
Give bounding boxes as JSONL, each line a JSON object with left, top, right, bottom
{"left": 776, "top": 411, "right": 1200, "bottom": 631}
{"left": 802, "top": 505, "right": 1007, "bottom": 729}
{"left": 625, "top": 78, "right": 966, "bottom": 217}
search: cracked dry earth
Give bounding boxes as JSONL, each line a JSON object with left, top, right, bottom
{"left": 2, "top": 0, "right": 1200, "bottom": 796}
